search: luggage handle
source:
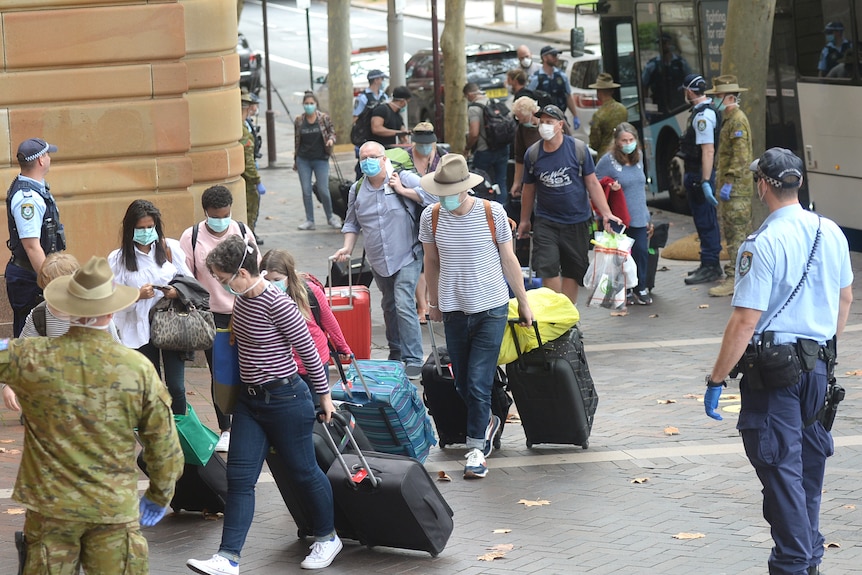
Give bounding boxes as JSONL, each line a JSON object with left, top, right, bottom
{"left": 318, "top": 410, "right": 381, "bottom": 489}
{"left": 327, "top": 255, "right": 355, "bottom": 311}
{"left": 507, "top": 319, "right": 550, "bottom": 371}
{"left": 334, "top": 354, "right": 374, "bottom": 401}
{"left": 424, "top": 315, "right": 445, "bottom": 377}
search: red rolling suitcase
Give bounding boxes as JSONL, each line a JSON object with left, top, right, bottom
{"left": 325, "top": 257, "right": 372, "bottom": 359}
{"left": 322, "top": 412, "right": 454, "bottom": 556}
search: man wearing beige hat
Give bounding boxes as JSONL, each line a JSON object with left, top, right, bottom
{"left": 705, "top": 75, "right": 753, "bottom": 298}
{"left": 588, "top": 73, "right": 627, "bottom": 153}
{"left": 420, "top": 154, "right": 532, "bottom": 479}
{"left": 0, "top": 256, "right": 183, "bottom": 573}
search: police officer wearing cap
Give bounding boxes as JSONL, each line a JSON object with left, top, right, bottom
{"left": 527, "top": 46, "right": 580, "bottom": 130}
{"left": 704, "top": 148, "right": 853, "bottom": 575}
{"left": 679, "top": 73, "right": 722, "bottom": 285}
{"left": 5, "top": 138, "right": 66, "bottom": 337}
{"left": 819, "top": 21, "right": 852, "bottom": 77}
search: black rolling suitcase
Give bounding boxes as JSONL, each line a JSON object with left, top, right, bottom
{"left": 646, "top": 222, "right": 669, "bottom": 292}
{"left": 137, "top": 451, "right": 228, "bottom": 513}
{"left": 420, "top": 320, "right": 512, "bottom": 449}
{"left": 505, "top": 321, "right": 598, "bottom": 449}
{"left": 322, "top": 412, "right": 454, "bottom": 556}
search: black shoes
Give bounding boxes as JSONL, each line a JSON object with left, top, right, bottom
{"left": 684, "top": 264, "right": 722, "bottom": 285}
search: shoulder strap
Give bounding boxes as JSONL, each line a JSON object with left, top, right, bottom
{"left": 573, "top": 137, "right": 586, "bottom": 178}
{"left": 191, "top": 223, "right": 199, "bottom": 276}
{"left": 526, "top": 140, "right": 541, "bottom": 176}
{"left": 304, "top": 283, "right": 324, "bottom": 329}
{"left": 238, "top": 221, "right": 247, "bottom": 239}
{"left": 483, "top": 199, "right": 497, "bottom": 244}
{"left": 32, "top": 301, "right": 47, "bottom": 336}
{"left": 431, "top": 203, "right": 440, "bottom": 236}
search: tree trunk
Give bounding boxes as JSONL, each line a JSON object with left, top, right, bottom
{"left": 722, "top": 0, "right": 776, "bottom": 227}
{"left": 328, "top": 0, "right": 353, "bottom": 143}
{"left": 442, "top": 0, "right": 467, "bottom": 155}
{"left": 541, "top": 0, "right": 557, "bottom": 33}
{"left": 494, "top": 0, "right": 504, "bottom": 24}
{"left": 237, "top": 0, "right": 244, "bottom": 24}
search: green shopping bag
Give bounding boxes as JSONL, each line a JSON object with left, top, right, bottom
{"left": 174, "top": 404, "right": 219, "bottom": 465}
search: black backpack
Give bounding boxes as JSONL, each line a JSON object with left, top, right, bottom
{"left": 350, "top": 92, "right": 381, "bottom": 146}
{"left": 471, "top": 99, "right": 517, "bottom": 150}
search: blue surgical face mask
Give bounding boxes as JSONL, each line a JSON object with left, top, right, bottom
{"left": 303, "top": 103, "right": 317, "bottom": 115}
{"left": 712, "top": 97, "right": 727, "bottom": 112}
{"left": 207, "top": 216, "right": 231, "bottom": 233}
{"left": 414, "top": 143, "right": 434, "bottom": 156}
{"left": 360, "top": 157, "right": 382, "bottom": 177}
{"left": 133, "top": 227, "right": 158, "bottom": 246}
{"left": 270, "top": 278, "right": 287, "bottom": 292}
{"left": 440, "top": 194, "right": 464, "bottom": 212}
{"left": 826, "top": 34, "right": 835, "bottom": 43}
{"left": 621, "top": 142, "right": 637, "bottom": 155}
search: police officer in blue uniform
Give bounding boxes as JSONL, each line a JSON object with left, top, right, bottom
{"left": 5, "top": 138, "right": 66, "bottom": 337}
{"left": 527, "top": 46, "right": 581, "bottom": 130}
{"left": 679, "top": 74, "right": 722, "bottom": 285}
{"left": 703, "top": 148, "right": 853, "bottom": 575}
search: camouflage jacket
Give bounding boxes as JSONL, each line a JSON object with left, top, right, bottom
{"left": 716, "top": 106, "right": 754, "bottom": 196}
{"left": 241, "top": 122, "right": 261, "bottom": 186}
{"left": 589, "top": 99, "right": 627, "bottom": 154}
{"left": 0, "top": 328, "right": 183, "bottom": 523}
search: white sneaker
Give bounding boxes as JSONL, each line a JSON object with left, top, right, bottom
{"left": 464, "top": 448, "right": 488, "bottom": 479}
{"left": 300, "top": 535, "right": 343, "bottom": 569}
{"left": 215, "top": 431, "right": 230, "bottom": 453}
{"left": 328, "top": 214, "right": 343, "bottom": 228}
{"left": 298, "top": 220, "right": 316, "bottom": 231}
{"left": 187, "top": 554, "right": 239, "bottom": 575}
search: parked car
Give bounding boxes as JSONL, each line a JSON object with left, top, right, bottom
{"left": 315, "top": 46, "right": 412, "bottom": 113}
{"left": 238, "top": 32, "right": 262, "bottom": 95}
{"left": 404, "top": 43, "right": 519, "bottom": 127}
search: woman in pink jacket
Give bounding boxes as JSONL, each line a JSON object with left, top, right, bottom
{"left": 260, "top": 250, "right": 352, "bottom": 378}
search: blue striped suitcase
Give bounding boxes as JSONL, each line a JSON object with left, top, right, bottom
{"left": 331, "top": 358, "right": 437, "bottom": 463}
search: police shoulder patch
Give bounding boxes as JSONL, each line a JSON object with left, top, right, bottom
{"left": 21, "top": 203, "right": 35, "bottom": 220}
{"left": 739, "top": 251, "right": 753, "bottom": 277}
{"left": 696, "top": 119, "right": 707, "bottom": 132}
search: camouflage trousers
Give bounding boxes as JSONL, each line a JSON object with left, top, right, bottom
{"left": 23, "top": 510, "right": 148, "bottom": 575}
{"left": 719, "top": 196, "right": 752, "bottom": 278}
{"left": 246, "top": 182, "right": 260, "bottom": 232}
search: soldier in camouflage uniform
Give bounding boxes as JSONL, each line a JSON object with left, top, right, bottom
{"left": 241, "top": 90, "right": 262, "bottom": 239}
{"left": 588, "top": 73, "right": 627, "bottom": 154}
{"left": 0, "top": 256, "right": 184, "bottom": 575}
{"left": 705, "top": 75, "right": 753, "bottom": 297}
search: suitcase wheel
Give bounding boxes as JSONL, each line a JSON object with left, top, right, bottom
{"left": 526, "top": 442, "right": 533, "bottom": 449}
{"left": 582, "top": 441, "right": 589, "bottom": 450}
{"left": 493, "top": 437, "right": 501, "bottom": 450}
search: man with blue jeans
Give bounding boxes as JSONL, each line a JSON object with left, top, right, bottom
{"left": 420, "top": 154, "right": 533, "bottom": 478}
{"left": 334, "top": 141, "right": 435, "bottom": 379}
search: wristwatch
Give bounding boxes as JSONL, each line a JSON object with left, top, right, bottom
{"left": 705, "top": 375, "right": 727, "bottom": 387}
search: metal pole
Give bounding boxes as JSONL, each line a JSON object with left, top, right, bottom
{"left": 431, "top": 0, "right": 443, "bottom": 138}
{"left": 306, "top": 9, "right": 314, "bottom": 90}
{"left": 262, "top": 0, "right": 277, "bottom": 165}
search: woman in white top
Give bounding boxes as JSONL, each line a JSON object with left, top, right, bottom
{"left": 108, "top": 199, "right": 192, "bottom": 415}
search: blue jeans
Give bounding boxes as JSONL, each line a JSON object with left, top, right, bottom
{"left": 372, "top": 257, "right": 424, "bottom": 367}
{"left": 442, "top": 303, "right": 508, "bottom": 450}
{"left": 296, "top": 156, "right": 334, "bottom": 223}
{"left": 472, "top": 146, "right": 510, "bottom": 204}
{"left": 218, "top": 375, "right": 334, "bottom": 562}
{"left": 627, "top": 225, "right": 649, "bottom": 294}
{"left": 137, "top": 342, "right": 187, "bottom": 416}
{"left": 684, "top": 172, "right": 721, "bottom": 266}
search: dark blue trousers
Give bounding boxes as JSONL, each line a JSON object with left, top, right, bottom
{"left": 683, "top": 172, "right": 721, "bottom": 266}
{"left": 5, "top": 261, "right": 42, "bottom": 338}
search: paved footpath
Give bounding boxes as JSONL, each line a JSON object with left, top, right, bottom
{"left": 1, "top": 3, "right": 862, "bottom": 574}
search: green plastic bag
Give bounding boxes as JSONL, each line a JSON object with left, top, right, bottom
{"left": 175, "top": 404, "right": 219, "bottom": 466}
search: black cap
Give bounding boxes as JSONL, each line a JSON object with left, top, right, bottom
{"left": 367, "top": 69, "right": 387, "bottom": 81}
{"left": 681, "top": 73, "right": 707, "bottom": 93}
{"left": 392, "top": 86, "right": 412, "bottom": 100}
{"left": 534, "top": 104, "right": 565, "bottom": 121}
{"left": 17, "top": 138, "right": 58, "bottom": 162}
{"left": 825, "top": 21, "right": 844, "bottom": 32}
{"left": 749, "top": 148, "right": 803, "bottom": 189}
{"left": 540, "top": 45, "right": 560, "bottom": 58}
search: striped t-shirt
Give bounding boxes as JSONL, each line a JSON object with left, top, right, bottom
{"left": 418, "top": 199, "right": 512, "bottom": 314}
{"left": 231, "top": 283, "right": 328, "bottom": 394}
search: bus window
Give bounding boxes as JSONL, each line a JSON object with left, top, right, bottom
{"left": 613, "top": 22, "right": 640, "bottom": 124}
{"left": 795, "top": 0, "right": 854, "bottom": 79}
{"left": 638, "top": 4, "right": 695, "bottom": 120}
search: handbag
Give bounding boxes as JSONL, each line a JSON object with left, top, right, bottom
{"left": 150, "top": 298, "right": 216, "bottom": 351}
{"left": 213, "top": 327, "right": 241, "bottom": 415}
{"left": 174, "top": 404, "right": 220, "bottom": 466}
{"left": 326, "top": 250, "right": 374, "bottom": 287}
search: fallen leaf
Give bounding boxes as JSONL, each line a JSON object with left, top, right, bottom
{"left": 843, "top": 504, "right": 856, "bottom": 510}
{"left": 649, "top": 314, "right": 659, "bottom": 318}
{"left": 845, "top": 369, "right": 862, "bottom": 376}
{"left": 698, "top": 304, "right": 710, "bottom": 309}
{"left": 492, "top": 528, "right": 512, "bottom": 534}
{"left": 186, "top": 390, "right": 196, "bottom": 395}
{"left": 723, "top": 394, "right": 740, "bottom": 400}
{"left": 517, "top": 499, "right": 550, "bottom": 507}
{"left": 673, "top": 532, "right": 705, "bottom": 540}
{"left": 656, "top": 399, "right": 677, "bottom": 404}
{"left": 487, "top": 543, "right": 514, "bottom": 551}
{"left": 477, "top": 551, "right": 507, "bottom": 561}
{"left": 506, "top": 413, "right": 521, "bottom": 424}
{"left": 683, "top": 393, "right": 699, "bottom": 399}
{"left": 0, "top": 439, "right": 14, "bottom": 444}
{"left": 825, "top": 541, "right": 841, "bottom": 549}
{"left": 265, "top": 216, "right": 277, "bottom": 220}
{"left": 5, "top": 508, "right": 25, "bottom": 515}
{"left": 631, "top": 477, "right": 649, "bottom": 484}
{"left": 0, "top": 448, "right": 20, "bottom": 455}
{"left": 664, "top": 426, "right": 680, "bottom": 435}
{"left": 436, "top": 471, "right": 452, "bottom": 482}
{"left": 610, "top": 310, "right": 628, "bottom": 317}
{"left": 659, "top": 265, "right": 670, "bottom": 272}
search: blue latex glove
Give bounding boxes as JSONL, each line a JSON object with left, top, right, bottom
{"left": 139, "top": 496, "right": 169, "bottom": 527}
{"left": 702, "top": 181, "right": 718, "bottom": 206}
{"left": 572, "top": 116, "right": 581, "bottom": 131}
{"left": 704, "top": 385, "right": 724, "bottom": 420}
{"left": 720, "top": 183, "right": 732, "bottom": 201}
{"left": 257, "top": 182, "right": 266, "bottom": 195}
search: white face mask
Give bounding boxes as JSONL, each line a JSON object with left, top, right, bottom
{"left": 538, "top": 123, "right": 557, "bottom": 141}
{"left": 520, "top": 57, "right": 532, "bottom": 68}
